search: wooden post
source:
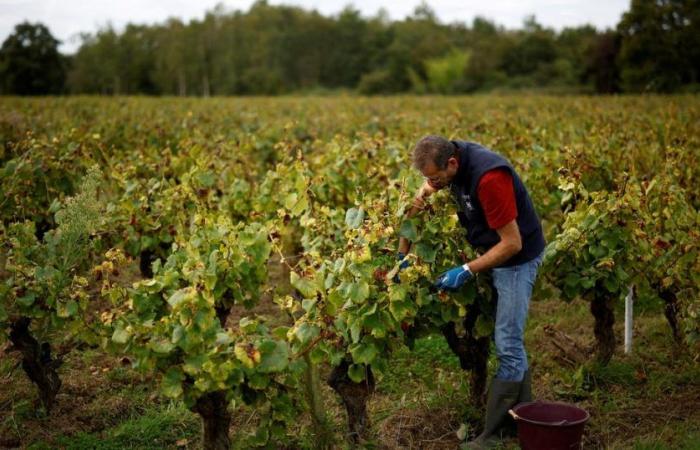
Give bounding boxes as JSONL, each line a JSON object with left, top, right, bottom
{"left": 624, "top": 285, "right": 634, "bottom": 354}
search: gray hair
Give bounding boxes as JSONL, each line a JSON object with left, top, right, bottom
{"left": 412, "top": 135, "right": 457, "bottom": 170}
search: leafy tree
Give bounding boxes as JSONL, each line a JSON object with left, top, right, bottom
{"left": 321, "top": 6, "right": 370, "bottom": 87}
{"left": 584, "top": 30, "right": 621, "bottom": 93}
{"left": 460, "top": 18, "right": 509, "bottom": 91}
{"left": 617, "top": 0, "right": 700, "bottom": 92}
{"left": 57, "top": 0, "right": 700, "bottom": 94}
{"left": 500, "top": 17, "right": 558, "bottom": 83}
{"left": 0, "top": 22, "right": 66, "bottom": 95}
{"left": 423, "top": 49, "right": 470, "bottom": 93}
{"left": 151, "top": 19, "right": 191, "bottom": 96}
{"left": 67, "top": 26, "right": 121, "bottom": 94}
{"left": 557, "top": 25, "right": 599, "bottom": 86}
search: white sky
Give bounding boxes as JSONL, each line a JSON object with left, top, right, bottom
{"left": 0, "top": 0, "right": 630, "bottom": 54}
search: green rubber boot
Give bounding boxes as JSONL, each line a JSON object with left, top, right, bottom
{"left": 502, "top": 369, "right": 532, "bottom": 437}
{"left": 519, "top": 370, "right": 532, "bottom": 404}
{"left": 461, "top": 378, "right": 522, "bottom": 450}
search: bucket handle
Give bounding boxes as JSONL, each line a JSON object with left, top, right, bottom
{"left": 508, "top": 409, "right": 520, "bottom": 421}
{"left": 508, "top": 409, "right": 570, "bottom": 426}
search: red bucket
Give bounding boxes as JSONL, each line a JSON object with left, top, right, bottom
{"left": 509, "top": 401, "right": 590, "bottom": 450}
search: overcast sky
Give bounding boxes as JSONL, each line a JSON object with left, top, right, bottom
{"left": 1, "top": 0, "right": 630, "bottom": 54}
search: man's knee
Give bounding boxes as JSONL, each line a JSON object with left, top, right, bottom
{"left": 494, "top": 327, "right": 523, "bottom": 353}
{"left": 495, "top": 348, "right": 528, "bottom": 381}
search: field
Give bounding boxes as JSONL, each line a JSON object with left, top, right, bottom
{"left": 1, "top": 95, "right": 699, "bottom": 449}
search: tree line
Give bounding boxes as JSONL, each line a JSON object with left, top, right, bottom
{"left": 1, "top": 0, "right": 698, "bottom": 96}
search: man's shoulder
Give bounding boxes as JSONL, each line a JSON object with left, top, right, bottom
{"left": 479, "top": 168, "right": 512, "bottom": 186}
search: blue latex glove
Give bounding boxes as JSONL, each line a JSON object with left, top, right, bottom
{"left": 434, "top": 264, "right": 473, "bottom": 291}
{"left": 397, "top": 252, "right": 409, "bottom": 270}
{"left": 393, "top": 252, "right": 410, "bottom": 283}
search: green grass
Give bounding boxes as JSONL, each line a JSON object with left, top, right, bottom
{"left": 28, "top": 403, "right": 198, "bottom": 450}
{"left": 377, "top": 334, "right": 474, "bottom": 413}
{"left": 623, "top": 430, "right": 700, "bottom": 450}
{"left": 379, "top": 335, "right": 464, "bottom": 394}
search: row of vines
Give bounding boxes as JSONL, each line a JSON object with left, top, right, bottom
{"left": 1, "top": 96, "right": 698, "bottom": 448}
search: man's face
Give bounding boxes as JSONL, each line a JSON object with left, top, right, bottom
{"left": 420, "top": 157, "right": 458, "bottom": 190}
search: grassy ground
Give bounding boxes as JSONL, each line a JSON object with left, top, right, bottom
{"left": 2, "top": 292, "right": 699, "bottom": 449}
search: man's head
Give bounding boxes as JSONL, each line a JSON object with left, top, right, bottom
{"left": 412, "top": 135, "right": 459, "bottom": 189}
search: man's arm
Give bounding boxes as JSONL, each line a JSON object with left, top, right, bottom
{"left": 465, "top": 219, "right": 522, "bottom": 273}
{"left": 398, "top": 181, "right": 436, "bottom": 254}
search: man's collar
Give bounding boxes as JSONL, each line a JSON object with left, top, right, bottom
{"left": 451, "top": 143, "right": 468, "bottom": 186}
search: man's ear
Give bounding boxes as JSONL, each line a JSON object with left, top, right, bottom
{"left": 448, "top": 156, "right": 459, "bottom": 170}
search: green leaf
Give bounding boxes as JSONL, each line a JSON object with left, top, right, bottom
{"left": 291, "top": 195, "right": 308, "bottom": 216}
{"left": 615, "top": 266, "right": 629, "bottom": 282}
{"left": 290, "top": 272, "right": 317, "bottom": 299}
{"left": 345, "top": 207, "right": 365, "bottom": 229}
{"left": 346, "top": 281, "right": 369, "bottom": 304}
{"left": 167, "top": 288, "right": 191, "bottom": 308}
{"left": 239, "top": 317, "right": 259, "bottom": 334}
{"left": 389, "top": 299, "right": 413, "bottom": 322}
{"left": 603, "top": 276, "right": 619, "bottom": 293}
{"left": 215, "top": 332, "right": 233, "bottom": 346}
{"left": 234, "top": 344, "right": 255, "bottom": 368}
{"left": 35, "top": 266, "right": 59, "bottom": 284}
{"left": 309, "top": 344, "right": 326, "bottom": 364}
{"left": 271, "top": 326, "right": 289, "bottom": 341}
{"left": 361, "top": 302, "right": 377, "bottom": 317}
{"left": 150, "top": 339, "right": 174, "bottom": 354}
{"left": 326, "top": 290, "right": 343, "bottom": 315}
{"left": 563, "top": 283, "right": 579, "bottom": 300}
{"left": 414, "top": 242, "right": 437, "bottom": 262}
{"left": 474, "top": 315, "right": 494, "bottom": 338}
{"left": 580, "top": 277, "right": 595, "bottom": 289}
{"left": 324, "top": 273, "right": 336, "bottom": 290}
{"left": 195, "top": 171, "right": 216, "bottom": 188}
{"left": 3, "top": 159, "right": 17, "bottom": 177}
{"left": 601, "top": 235, "right": 620, "bottom": 249}
{"left": 350, "top": 342, "right": 378, "bottom": 365}
{"left": 399, "top": 219, "right": 418, "bottom": 241}
{"left": 589, "top": 245, "right": 607, "bottom": 259}
{"left": 363, "top": 313, "right": 386, "bottom": 337}
{"left": 301, "top": 298, "right": 317, "bottom": 312}
{"left": 389, "top": 284, "right": 408, "bottom": 302}
{"left": 257, "top": 340, "right": 289, "bottom": 373}
{"left": 284, "top": 192, "right": 308, "bottom": 216}
{"left": 64, "top": 301, "right": 79, "bottom": 317}
{"left": 171, "top": 325, "right": 185, "bottom": 344}
{"left": 183, "top": 355, "right": 205, "bottom": 375}
{"left": 347, "top": 363, "right": 366, "bottom": 383}
{"left": 350, "top": 319, "right": 361, "bottom": 343}
{"left": 283, "top": 192, "right": 299, "bottom": 210}
{"left": 248, "top": 372, "right": 270, "bottom": 389}
{"left": 112, "top": 326, "right": 130, "bottom": 344}
{"left": 161, "top": 368, "right": 184, "bottom": 398}
{"left": 564, "top": 272, "right": 579, "bottom": 288}
{"left": 16, "top": 293, "right": 36, "bottom": 307}
{"left": 295, "top": 322, "right": 319, "bottom": 345}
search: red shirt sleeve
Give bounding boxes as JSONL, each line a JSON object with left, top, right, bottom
{"left": 477, "top": 168, "right": 518, "bottom": 230}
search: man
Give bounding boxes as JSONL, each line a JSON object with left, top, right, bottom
{"left": 397, "top": 135, "right": 545, "bottom": 449}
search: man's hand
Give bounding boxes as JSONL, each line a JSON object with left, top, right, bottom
{"left": 392, "top": 252, "right": 410, "bottom": 283}
{"left": 434, "top": 264, "right": 473, "bottom": 291}
{"left": 412, "top": 181, "right": 437, "bottom": 210}
{"left": 397, "top": 252, "right": 410, "bottom": 270}
{"left": 398, "top": 182, "right": 438, "bottom": 258}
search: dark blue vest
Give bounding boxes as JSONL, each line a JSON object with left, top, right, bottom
{"left": 449, "top": 140, "right": 545, "bottom": 267}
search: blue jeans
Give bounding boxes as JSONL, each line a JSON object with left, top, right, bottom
{"left": 491, "top": 251, "right": 543, "bottom": 382}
